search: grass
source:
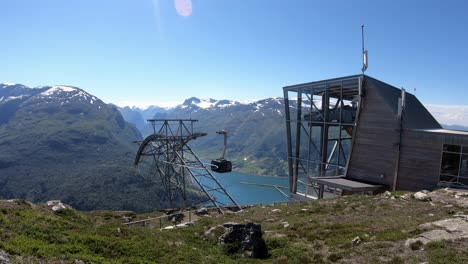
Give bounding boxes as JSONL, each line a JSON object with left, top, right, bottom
{"left": 0, "top": 190, "right": 467, "bottom": 263}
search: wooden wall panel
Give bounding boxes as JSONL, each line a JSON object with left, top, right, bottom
{"left": 346, "top": 80, "right": 399, "bottom": 188}
{"left": 397, "top": 131, "right": 444, "bottom": 191}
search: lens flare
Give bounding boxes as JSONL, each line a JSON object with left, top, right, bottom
{"left": 175, "top": 0, "right": 192, "bottom": 17}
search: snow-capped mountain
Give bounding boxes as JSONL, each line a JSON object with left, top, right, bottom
{"left": 176, "top": 97, "right": 288, "bottom": 113}
{"left": 0, "top": 83, "right": 189, "bottom": 213}
{"left": 117, "top": 96, "right": 298, "bottom": 176}
{"left": 117, "top": 97, "right": 292, "bottom": 124}
{"left": 1, "top": 83, "right": 104, "bottom": 107}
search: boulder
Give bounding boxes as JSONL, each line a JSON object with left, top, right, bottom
{"left": 399, "top": 193, "right": 412, "bottom": 201}
{"left": 352, "top": 236, "right": 362, "bottom": 247}
{"left": 405, "top": 229, "right": 452, "bottom": 247}
{"left": 219, "top": 222, "right": 268, "bottom": 259}
{"left": 383, "top": 191, "right": 392, "bottom": 198}
{"left": 46, "top": 200, "right": 72, "bottom": 212}
{"left": 405, "top": 216, "right": 468, "bottom": 248}
{"left": 413, "top": 192, "right": 431, "bottom": 201}
{"left": 196, "top": 207, "right": 209, "bottom": 216}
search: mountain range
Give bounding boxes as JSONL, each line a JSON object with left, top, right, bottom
{"left": 0, "top": 83, "right": 202, "bottom": 212}
{"left": 117, "top": 97, "right": 304, "bottom": 176}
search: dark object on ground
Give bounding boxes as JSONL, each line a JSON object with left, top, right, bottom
{"left": 168, "top": 212, "right": 185, "bottom": 224}
{"left": 219, "top": 222, "right": 268, "bottom": 259}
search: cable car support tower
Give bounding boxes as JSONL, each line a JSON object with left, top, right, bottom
{"left": 134, "top": 119, "right": 241, "bottom": 213}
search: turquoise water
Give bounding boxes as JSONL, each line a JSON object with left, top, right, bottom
{"left": 207, "top": 171, "right": 290, "bottom": 206}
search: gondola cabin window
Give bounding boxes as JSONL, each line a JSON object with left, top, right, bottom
{"left": 440, "top": 144, "right": 468, "bottom": 185}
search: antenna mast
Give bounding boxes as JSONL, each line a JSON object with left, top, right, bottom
{"left": 361, "top": 25, "right": 368, "bottom": 74}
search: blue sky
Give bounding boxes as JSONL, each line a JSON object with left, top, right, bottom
{"left": 2, "top": 0, "right": 468, "bottom": 109}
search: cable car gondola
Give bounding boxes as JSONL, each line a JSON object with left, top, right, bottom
{"left": 211, "top": 130, "right": 232, "bottom": 173}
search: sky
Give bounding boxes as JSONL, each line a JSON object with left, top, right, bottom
{"left": 1, "top": 0, "right": 468, "bottom": 113}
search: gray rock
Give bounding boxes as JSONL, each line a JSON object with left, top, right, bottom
{"left": 46, "top": 200, "right": 72, "bottom": 212}
{"left": 271, "top": 209, "right": 282, "bottom": 213}
{"left": 196, "top": 207, "right": 209, "bottom": 216}
{"left": 219, "top": 222, "right": 268, "bottom": 259}
{"left": 122, "top": 216, "right": 132, "bottom": 222}
{"left": 383, "top": 191, "right": 392, "bottom": 198}
{"left": 351, "top": 236, "right": 362, "bottom": 247}
{"left": 176, "top": 222, "right": 195, "bottom": 228}
{"left": 406, "top": 216, "right": 468, "bottom": 248}
{"left": 0, "top": 250, "right": 10, "bottom": 264}
{"left": 414, "top": 192, "right": 431, "bottom": 201}
{"left": 204, "top": 225, "right": 224, "bottom": 239}
{"left": 400, "top": 193, "right": 412, "bottom": 200}
{"left": 405, "top": 229, "right": 452, "bottom": 247}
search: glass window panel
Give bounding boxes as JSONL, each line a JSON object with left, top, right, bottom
{"left": 460, "top": 155, "right": 468, "bottom": 177}
{"left": 443, "top": 144, "right": 461, "bottom": 153}
{"left": 440, "top": 174, "right": 458, "bottom": 183}
{"left": 440, "top": 152, "right": 460, "bottom": 176}
{"left": 462, "top": 146, "right": 468, "bottom": 154}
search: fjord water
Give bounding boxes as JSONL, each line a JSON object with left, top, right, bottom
{"left": 207, "top": 171, "right": 290, "bottom": 206}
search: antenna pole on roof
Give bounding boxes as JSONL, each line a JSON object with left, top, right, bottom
{"left": 361, "top": 25, "right": 365, "bottom": 54}
{"left": 361, "top": 25, "right": 368, "bottom": 74}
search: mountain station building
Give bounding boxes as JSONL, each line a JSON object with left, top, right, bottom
{"left": 283, "top": 75, "right": 468, "bottom": 199}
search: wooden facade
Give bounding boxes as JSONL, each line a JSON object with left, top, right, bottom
{"left": 345, "top": 77, "right": 401, "bottom": 187}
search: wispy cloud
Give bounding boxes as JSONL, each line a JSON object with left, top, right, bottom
{"left": 425, "top": 104, "right": 468, "bottom": 127}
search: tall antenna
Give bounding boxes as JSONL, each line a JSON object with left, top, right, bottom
{"left": 361, "top": 25, "right": 368, "bottom": 74}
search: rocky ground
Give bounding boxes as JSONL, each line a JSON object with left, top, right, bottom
{"left": 0, "top": 188, "right": 467, "bottom": 263}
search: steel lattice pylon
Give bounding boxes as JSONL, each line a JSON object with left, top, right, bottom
{"left": 134, "top": 119, "right": 241, "bottom": 213}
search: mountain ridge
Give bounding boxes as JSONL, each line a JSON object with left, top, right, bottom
{"left": 0, "top": 83, "right": 203, "bottom": 212}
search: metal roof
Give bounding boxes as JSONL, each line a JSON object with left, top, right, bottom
{"left": 412, "top": 128, "right": 468, "bottom": 136}
{"left": 283, "top": 75, "right": 361, "bottom": 100}
{"left": 364, "top": 76, "right": 442, "bottom": 129}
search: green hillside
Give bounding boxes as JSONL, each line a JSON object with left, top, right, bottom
{"left": 0, "top": 84, "right": 203, "bottom": 212}
{"left": 0, "top": 189, "right": 467, "bottom": 263}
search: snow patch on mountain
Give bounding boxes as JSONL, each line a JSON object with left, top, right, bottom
{"left": 0, "top": 83, "right": 18, "bottom": 87}
{"left": 0, "top": 95, "right": 26, "bottom": 102}
{"left": 38, "top": 85, "right": 99, "bottom": 104}
{"left": 41, "top": 86, "right": 77, "bottom": 96}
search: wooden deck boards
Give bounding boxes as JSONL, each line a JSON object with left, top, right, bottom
{"left": 310, "top": 177, "right": 384, "bottom": 198}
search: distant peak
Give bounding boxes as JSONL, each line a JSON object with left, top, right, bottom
{"left": 41, "top": 86, "right": 78, "bottom": 96}
{"left": 183, "top": 97, "right": 201, "bottom": 105}
{"left": 37, "top": 85, "right": 100, "bottom": 105}
{"left": 1, "top": 83, "right": 18, "bottom": 86}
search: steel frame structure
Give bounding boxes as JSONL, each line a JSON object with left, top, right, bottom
{"left": 283, "top": 76, "right": 363, "bottom": 197}
{"left": 134, "top": 119, "right": 241, "bottom": 213}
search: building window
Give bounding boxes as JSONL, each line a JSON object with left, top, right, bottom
{"left": 440, "top": 144, "right": 468, "bottom": 185}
